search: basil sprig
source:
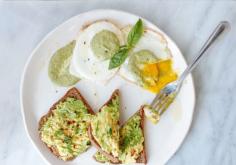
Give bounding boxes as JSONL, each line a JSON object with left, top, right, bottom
{"left": 109, "top": 19, "right": 143, "bottom": 69}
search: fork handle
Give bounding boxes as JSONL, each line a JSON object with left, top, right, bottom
{"left": 178, "top": 21, "right": 230, "bottom": 84}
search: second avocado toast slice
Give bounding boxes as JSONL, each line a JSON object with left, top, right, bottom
{"left": 93, "top": 107, "right": 147, "bottom": 164}
{"left": 88, "top": 90, "right": 120, "bottom": 163}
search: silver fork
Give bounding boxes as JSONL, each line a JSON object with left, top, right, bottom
{"left": 144, "top": 21, "right": 230, "bottom": 123}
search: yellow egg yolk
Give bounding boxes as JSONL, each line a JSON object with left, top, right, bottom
{"left": 141, "top": 59, "right": 178, "bottom": 93}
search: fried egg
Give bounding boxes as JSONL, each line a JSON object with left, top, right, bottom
{"left": 70, "top": 20, "right": 124, "bottom": 82}
{"left": 119, "top": 26, "right": 178, "bottom": 93}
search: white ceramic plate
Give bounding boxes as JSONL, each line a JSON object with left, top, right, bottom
{"left": 20, "top": 9, "right": 195, "bottom": 165}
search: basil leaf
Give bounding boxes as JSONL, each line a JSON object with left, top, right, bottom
{"left": 108, "top": 19, "right": 143, "bottom": 69}
{"left": 127, "top": 19, "right": 143, "bottom": 48}
{"left": 109, "top": 47, "right": 129, "bottom": 69}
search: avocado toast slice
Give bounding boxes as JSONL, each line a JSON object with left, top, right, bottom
{"left": 88, "top": 89, "right": 120, "bottom": 163}
{"left": 39, "top": 87, "right": 94, "bottom": 161}
{"left": 93, "top": 107, "right": 147, "bottom": 164}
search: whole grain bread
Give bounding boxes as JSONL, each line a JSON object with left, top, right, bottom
{"left": 88, "top": 89, "right": 120, "bottom": 163}
{"left": 38, "top": 87, "right": 94, "bottom": 161}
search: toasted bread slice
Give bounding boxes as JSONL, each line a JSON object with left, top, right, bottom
{"left": 39, "top": 87, "right": 94, "bottom": 161}
{"left": 93, "top": 107, "right": 146, "bottom": 164}
{"left": 88, "top": 90, "right": 120, "bottom": 163}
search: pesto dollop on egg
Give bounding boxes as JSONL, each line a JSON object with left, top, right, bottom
{"left": 91, "top": 30, "right": 120, "bottom": 60}
{"left": 129, "top": 50, "right": 178, "bottom": 93}
{"left": 48, "top": 41, "right": 79, "bottom": 87}
{"left": 39, "top": 98, "right": 92, "bottom": 161}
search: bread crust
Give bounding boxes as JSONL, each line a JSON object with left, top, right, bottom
{"left": 136, "top": 107, "right": 147, "bottom": 164}
{"left": 38, "top": 87, "right": 94, "bottom": 161}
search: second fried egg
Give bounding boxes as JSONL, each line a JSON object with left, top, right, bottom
{"left": 119, "top": 26, "right": 177, "bottom": 93}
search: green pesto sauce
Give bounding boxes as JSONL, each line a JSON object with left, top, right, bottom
{"left": 129, "top": 49, "right": 158, "bottom": 67}
{"left": 91, "top": 30, "right": 120, "bottom": 60}
{"left": 40, "top": 98, "right": 92, "bottom": 161}
{"left": 48, "top": 41, "right": 79, "bottom": 87}
{"left": 129, "top": 49, "right": 159, "bottom": 85}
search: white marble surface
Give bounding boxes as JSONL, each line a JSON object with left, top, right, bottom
{"left": 0, "top": 1, "right": 236, "bottom": 165}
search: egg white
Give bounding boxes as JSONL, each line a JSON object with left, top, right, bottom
{"left": 119, "top": 26, "right": 172, "bottom": 83}
{"left": 70, "top": 20, "right": 124, "bottom": 83}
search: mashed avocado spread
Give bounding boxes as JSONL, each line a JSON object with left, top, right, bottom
{"left": 119, "top": 114, "right": 144, "bottom": 163}
{"left": 48, "top": 41, "right": 79, "bottom": 87}
{"left": 91, "top": 93, "right": 120, "bottom": 157}
{"left": 94, "top": 113, "right": 144, "bottom": 163}
{"left": 91, "top": 30, "right": 120, "bottom": 60}
{"left": 39, "top": 97, "right": 92, "bottom": 161}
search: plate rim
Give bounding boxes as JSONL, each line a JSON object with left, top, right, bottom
{"left": 20, "top": 9, "right": 196, "bottom": 165}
